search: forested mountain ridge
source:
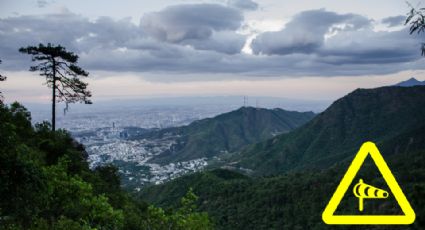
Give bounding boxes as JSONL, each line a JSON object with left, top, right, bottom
{"left": 140, "top": 86, "right": 425, "bottom": 229}
{"left": 137, "top": 106, "right": 315, "bottom": 164}
{"left": 234, "top": 86, "right": 425, "bottom": 175}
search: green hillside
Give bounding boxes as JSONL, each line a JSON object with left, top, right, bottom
{"left": 141, "top": 107, "right": 315, "bottom": 164}
{"left": 140, "top": 86, "right": 425, "bottom": 229}
{"left": 141, "top": 148, "right": 425, "bottom": 229}
{"left": 234, "top": 86, "right": 425, "bottom": 175}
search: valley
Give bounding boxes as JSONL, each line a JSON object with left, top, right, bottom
{"left": 69, "top": 106, "right": 315, "bottom": 191}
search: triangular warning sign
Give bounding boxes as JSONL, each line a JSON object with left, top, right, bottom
{"left": 322, "top": 141, "right": 415, "bottom": 225}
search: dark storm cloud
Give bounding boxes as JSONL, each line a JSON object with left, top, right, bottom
{"left": 227, "top": 0, "right": 258, "bottom": 11}
{"left": 382, "top": 15, "right": 406, "bottom": 27}
{"left": 0, "top": 6, "right": 424, "bottom": 78}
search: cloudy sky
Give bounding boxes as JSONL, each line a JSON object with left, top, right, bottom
{"left": 0, "top": 0, "right": 424, "bottom": 106}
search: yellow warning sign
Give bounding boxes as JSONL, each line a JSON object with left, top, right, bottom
{"left": 322, "top": 141, "right": 415, "bottom": 225}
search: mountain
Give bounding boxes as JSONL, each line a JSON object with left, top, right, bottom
{"left": 137, "top": 107, "right": 315, "bottom": 164}
{"left": 230, "top": 86, "right": 425, "bottom": 175}
{"left": 394, "top": 77, "right": 425, "bottom": 87}
{"left": 234, "top": 86, "right": 425, "bottom": 175}
{"left": 140, "top": 86, "right": 425, "bottom": 229}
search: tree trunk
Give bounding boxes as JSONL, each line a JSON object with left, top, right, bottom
{"left": 52, "top": 58, "right": 56, "bottom": 131}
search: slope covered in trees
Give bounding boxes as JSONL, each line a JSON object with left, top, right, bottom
{"left": 141, "top": 148, "right": 425, "bottom": 229}
{"left": 234, "top": 86, "right": 425, "bottom": 175}
{"left": 0, "top": 102, "right": 212, "bottom": 229}
{"left": 137, "top": 107, "right": 315, "bottom": 164}
{"left": 140, "top": 86, "right": 425, "bottom": 229}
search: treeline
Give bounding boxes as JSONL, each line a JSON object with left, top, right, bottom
{"left": 0, "top": 102, "right": 213, "bottom": 229}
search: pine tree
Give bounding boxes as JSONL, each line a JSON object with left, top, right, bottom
{"left": 0, "top": 59, "right": 5, "bottom": 82}
{"left": 19, "top": 43, "right": 92, "bottom": 131}
{"left": 0, "top": 59, "right": 7, "bottom": 102}
{"left": 406, "top": 5, "right": 425, "bottom": 55}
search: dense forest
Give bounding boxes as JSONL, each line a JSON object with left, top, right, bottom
{"left": 0, "top": 102, "right": 213, "bottom": 230}
{"left": 141, "top": 149, "right": 425, "bottom": 229}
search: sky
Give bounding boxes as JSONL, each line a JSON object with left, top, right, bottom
{"left": 0, "top": 0, "right": 425, "bottom": 108}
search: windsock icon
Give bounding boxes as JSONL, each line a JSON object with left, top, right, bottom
{"left": 353, "top": 179, "right": 389, "bottom": 211}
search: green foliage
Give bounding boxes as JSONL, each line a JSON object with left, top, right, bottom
{"left": 0, "top": 102, "right": 213, "bottom": 230}
{"left": 91, "top": 164, "right": 127, "bottom": 209}
{"left": 143, "top": 188, "right": 213, "bottom": 230}
{"left": 43, "top": 159, "right": 124, "bottom": 229}
{"left": 142, "top": 150, "right": 425, "bottom": 229}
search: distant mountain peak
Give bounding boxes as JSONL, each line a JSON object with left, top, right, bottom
{"left": 394, "top": 77, "right": 425, "bottom": 87}
{"left": 141, "top": 106, "right": 315, "bottom": 165}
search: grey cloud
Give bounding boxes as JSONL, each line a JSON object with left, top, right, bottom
{"left": 318, "top": 28, "right": 419, "bottom": 65}
{"left": 140, "top": 4, "right": 245, "bottom": 54}
{"left": 141, "top": 4, "right": 243, "bottom": 42}
{"left": 78, "top": 41, "right": 425, "bottom": 78}
{"left": 77, "top": 17, "right": 142, "bottom": 50}
{"left": 0, "top": 12, "right": 143, "bottom": 69}
{"left": 0, "top": 13, "right": 91, "bottom": 68}
{"left": 0, "top": 8, "right": 424, "bottom": 79}
{"left": 251, "top": 9, "right": 372, "bottom": 55}
{"left": 249, "top": 9, "right": 421, "bottom": 69}
{"left": 180, "top": 31, "right": 246, "bottom": 54}
{"left": 227, "top": 0, "right": 258, "bottom": 11}
{"left": 382, "top": 15, "right": 405, "bottom": 27}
